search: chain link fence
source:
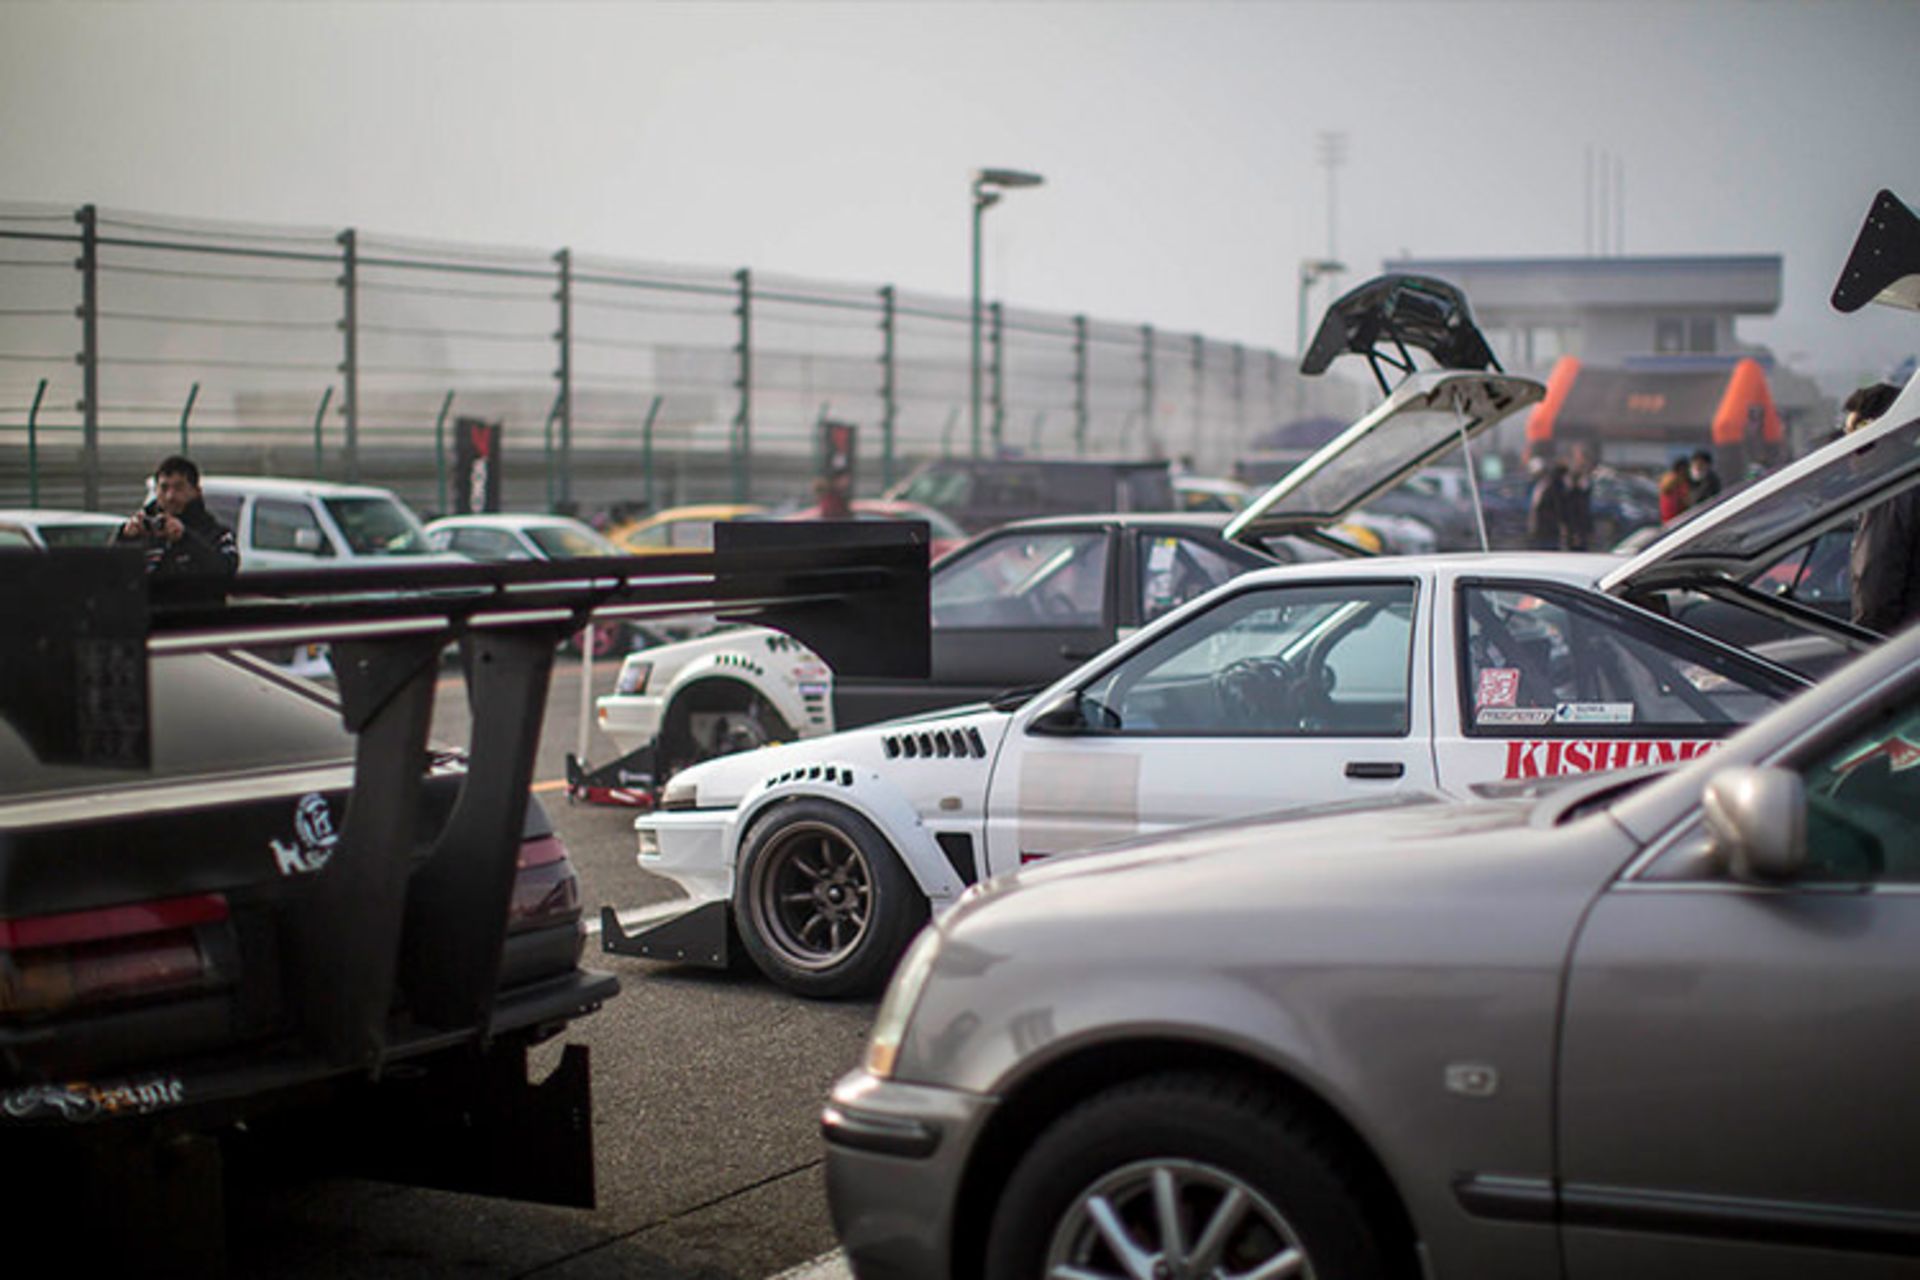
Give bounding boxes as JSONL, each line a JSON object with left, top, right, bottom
{"left": 0, "top": 203, "right": 1367, "bottom": 517}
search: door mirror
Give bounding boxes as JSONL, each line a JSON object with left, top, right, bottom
{"left": 1703, "top": 766, "right": 1807, "bottom": 882}
{"left": 1028, "top": 691, "right": 1121, "bottom": 735}
{"left": 293, "top": 527, "right": 325, "bottom": 554}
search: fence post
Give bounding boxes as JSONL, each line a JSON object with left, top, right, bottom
{"left": 27, "top": 378, "right": 47, "bottom": 508}
{"left": 1191, "top": 334, "right": 1205, "bottom": 467}
{"left": 544, "top": 394, "right": 561, "bottom": 511}
{"left": 337, "top": 228, "right": 359, "bottom": 482}
{"left": 641, "top": 394, "right": 662, "bottom": 511}
{"left": 433, "top": 390, "right": 455, "bottom": 516}
{"left": 878, "top": 285, "right": 897, "bottom": 488}
{"left": 989, "top": 301, "right": 1004, "bottom": 456}
{"left": 1140, "top": 325, "right": 1157, "bottom": 459}
{"left": 1232, "top": 343, "right": 1247, "bottom": 463}
{"left": 179, "top": 382, "right": 199, "bottom": 454}
{"left": 732, "top": 268, "right": 752, "bottom": 502}
{"left": 553, "top": 247, "right": 573, "bottom": 510}
{"left": 311, "top": 385, "right": 332, "bottom": 477}
{"left": 940, "top": 405, "right": 958, "bottom": 459}
{"left": 76, "top": 204, "right": 100, "bottom": 510}
{"left": 1073, "top": 314, "right": 1089, "bottom": 457}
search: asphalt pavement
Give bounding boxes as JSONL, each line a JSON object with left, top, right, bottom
{"left": 222, "top": 655, "right": 876, "bottom": 1279}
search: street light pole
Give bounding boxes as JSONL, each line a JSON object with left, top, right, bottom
{"left": 970, "top": 168, "right": 1044, "bottom": 459}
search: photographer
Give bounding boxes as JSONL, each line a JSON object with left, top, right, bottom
{"left": 117, "top": 454, "right": 239, "bottom": 594}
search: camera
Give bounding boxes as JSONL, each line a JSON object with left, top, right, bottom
{"left": 141, "top": 509, "right": 169, "bottom": 535}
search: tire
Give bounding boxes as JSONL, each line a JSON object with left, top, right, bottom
{"left": 732, "top": 798, "right": 925, "bottom": 999}
{"left": 985, "top": 1073, "right": 1396, "bottom": 1280}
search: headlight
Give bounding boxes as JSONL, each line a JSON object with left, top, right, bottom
{"left": 635, "top": 826, "right": 660, "bottom": 858}
{"left": 865, "top": 924, "right": 943, "bottom": 1080}
{"left": 660, "top": 777, "right": 698, "bottom": 811}
{"left": 615, "top": 660, "right": 652, "bottom": 696}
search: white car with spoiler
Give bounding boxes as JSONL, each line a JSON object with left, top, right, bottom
{"left": 610, "top": 357, "right": 1920, "bottom": 998}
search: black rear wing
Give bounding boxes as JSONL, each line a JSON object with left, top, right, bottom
{"left": 1301, "top": 273, "right": 1502, "bottom": 396}
{"left": 0, "top": 522, "right": 928, "bottom": 1079}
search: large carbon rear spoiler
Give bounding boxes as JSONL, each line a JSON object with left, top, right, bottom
{"left": 0, "top": 522, "right": 927, "bottom": 1081}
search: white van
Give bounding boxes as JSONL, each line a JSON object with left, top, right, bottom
{"left": 198, "top": 476, "right": 455, "bottom": 573}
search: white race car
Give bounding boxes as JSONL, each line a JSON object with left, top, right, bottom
{"left": 610, "top": 389, "right": 1920, "bottom": 998}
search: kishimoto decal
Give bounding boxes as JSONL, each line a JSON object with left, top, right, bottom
{"left": 271, "top": 792, "right": 340, "bottom": 876}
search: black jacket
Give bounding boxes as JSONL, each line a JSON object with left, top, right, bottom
{"left": 116, "top": 496, "right": 239, "bottom": 593}
{"left": 1851, "top": 487, "right": 1920, "bottom": 634}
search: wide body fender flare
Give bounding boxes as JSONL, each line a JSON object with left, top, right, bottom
{"left": 657, "top": 650, "right": 822, "bottom": 741}
{"left": 724, "top": 764, "right": 968, "bottom": 908}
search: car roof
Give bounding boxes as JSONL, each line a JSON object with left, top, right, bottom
{"left": 201, "top": 475, "right": 409, "bottom": 500}
{"left": 0, "top": 509, "right": 122, "bottom": 526}
{"left": 426, "top": 513, "right": 594, "bottom": 532}
{"left": 987, "top": 511, "right": 1235, "bottom": 535}
{"left": 1226, "top": 550, "right": 1620, "bottom": 589}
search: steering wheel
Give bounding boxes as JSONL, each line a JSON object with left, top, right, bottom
{"left": 1213, "top": 656, "right": 1298, "bottom": 730}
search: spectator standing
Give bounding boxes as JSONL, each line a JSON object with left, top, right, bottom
{"left": 1563, "top": 445, "right": 1595, "bottom": 551}
{"left": 1845, "top": 383, "right": 1920, "bottom": 634}
{"left": 1658, "top": 456, "right": 1692, "bottom": 524}
{"left": 1527, "top": 462, "right": 1570, "bottom": 550}
{"left": 1688, "top": 450, "right": 1724, "bottom": 507}
{"left": 116, "top": 455, "right": 238, "bottom": 596}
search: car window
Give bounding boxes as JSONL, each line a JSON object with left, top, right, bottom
{"left": 0, "top": 652, "right": 354, "bottom": 800}
{"left": 1078, "top": 580, "right": 1416, "bottom": 737}
{"left": 1138, "top": 534, "right": 1249, "bottom": 623}
{"left": 1459, "top": 583, "right": 1789, "bottom": 735}
{"left": 669, "top": 521, "right": 716, "bottom": 550}
{"left": 1799, "top": 695, "right": 1920, "bottom": 881}
{"left": 38, "top": 522, "right": 120, "bottom": 548}
{"left": 201, "top": 492, "right": 243, "bottom": 530}
{"left": 0, "top": 528, "right": 33, "bottom": 548}
{"left": 322, "top": 496, "right": 430, "bottom": 556}
{"left": 448, "top": 527, "right": 527, "bottom": 560}
{"left": 527, "top": 524, "right": 617, "bottom": 558}
{"left": 253, "top": 498, "right": 329, "bottom": 556}
{"left": 932, "top": 530, "right": 1109, "bottom": 629}
{"left": 1745, "top": 526, "right": 1853, "bottom": 618}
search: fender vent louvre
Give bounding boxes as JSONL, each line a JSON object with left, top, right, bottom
{"left": 766, "top": 764, "right": 856, "bottom": 788}
{"left": 935, "top": 832, "right": 978, "bottom": 886}
{"left": 881, "top": 729, "right": 988, "bottom": 762}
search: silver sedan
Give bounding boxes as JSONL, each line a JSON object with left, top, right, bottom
{"left": 824, "top": 624, "right": 1920, "bottom": 1279}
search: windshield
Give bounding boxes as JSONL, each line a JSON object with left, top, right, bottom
{"left": 322, "top": 495, "right": 432, "bottom": 556}
{"left": 527, "top": 523, "right": 620, "bottom": 558}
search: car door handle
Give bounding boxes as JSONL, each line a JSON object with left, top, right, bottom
{"left": 1345, "top": 761, "right": 1405, "bottom": 780}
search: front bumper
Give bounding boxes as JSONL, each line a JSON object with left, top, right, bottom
{"left": 595, "top": 692, "right": 667, "bottom": 755}
{"left": 634, "top": 807, "right": 734, "bottom": 903}
{"left": 823, "top": 1068, "right": 997, "bottom": 1280}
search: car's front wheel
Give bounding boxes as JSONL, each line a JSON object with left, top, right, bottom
{"left": 732, "top": 798, "right": 924, "bottom": 999}
{"left": 986, "top": 1073, "right": 1398, "bottom": 1280}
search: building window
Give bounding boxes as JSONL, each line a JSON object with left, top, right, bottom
{"left": 1687, "top": 317, "right": 1716, "bottom": 353}
{"left": 1657, "top": 316, "right": 1718, "bottom": 355}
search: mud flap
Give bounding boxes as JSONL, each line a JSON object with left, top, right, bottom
{"left": 599, "top": 899, "right": 731, "bottom": 968}
{"left": 566, "top": 745, "right": 659, "bottom": 808}
{"left": 311, "top": 1041, "right": 599, "bottom": 1209}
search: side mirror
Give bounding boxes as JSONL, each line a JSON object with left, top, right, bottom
{"left": 293, "top": 528, "right": 324, "bottom": 554}
{"left": 1027, "top": 693, "right": 1089, "bottom": 736}
{"left": 1702, "top": 766, "right": 1807, "bottom": 882}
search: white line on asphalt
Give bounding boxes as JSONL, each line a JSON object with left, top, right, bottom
{"left": 765, "top": 1250, "right": 849, "bottom": 1280}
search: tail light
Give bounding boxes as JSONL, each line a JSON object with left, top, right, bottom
{"left": 0, "top": 893, "right": 229, "bottom": 1019}
{"left": 508, "top": 835, "right": 582, "bottom": 935}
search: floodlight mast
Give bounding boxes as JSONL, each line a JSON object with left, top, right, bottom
{"left": 971, "top": 168, "right": 1045, "bottom": 459}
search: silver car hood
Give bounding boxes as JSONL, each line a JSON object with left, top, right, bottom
{"left": 1225, "top": 370, "right": 1543, "bottom": 545}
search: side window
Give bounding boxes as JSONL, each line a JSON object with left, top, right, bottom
{"left": 1139, "top": 535, "right": 1248, "bottom": 623}
{"left": 932, "top": 531, "right": 1109, "bottom": 629}
{"left": 1078, "top": 581, "right": 1415, "bottom": 737}
{"left": 201, "top": 493, "right": 243, "bottom": 530}
{"left": 448, "top": 528, "right": 524, "bottom": 560}
{"left": 1745, "top": 526, "right": 1854, "bottom": 619}
{"left": 669, "top": 521, "right": 716, "bottom": 550}
{"left": 253, "top": 499, "right": 328, "bottom": 555}
{"left": 0, "top": 527, "right": 32, "bottom": 548}
{"left": 1459, "top": 583, "right": 1789, "bottom": 735}
{"left": 1798, "top": 697, "right": 1920, "bottom": 881}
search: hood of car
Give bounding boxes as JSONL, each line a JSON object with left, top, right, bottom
{"left": 1601, "top": 401, "right": 1920, "bottom": 595}
{"left": 1224, "top": 370, "right": 1544, "bottom": 546}
{"left": 666, "top": 702, "right": 1014, "bottom": 808}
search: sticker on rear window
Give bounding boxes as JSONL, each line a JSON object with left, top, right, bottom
{"left": 1553, "top": 702, "right": 1634, "bottom": 725}
{"left": 1477, "top": 707, "right": 1553, "bottom": 727}
{"left": 1476, "top": 668, "right": 1520, "bottom": 708}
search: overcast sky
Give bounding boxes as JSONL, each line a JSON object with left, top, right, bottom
{"left": 4, "top": 1, "right": 1917, "bottom": 390}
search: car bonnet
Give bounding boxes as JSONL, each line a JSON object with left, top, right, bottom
{"left": 1224, "top": 369, "right": 1544, "bottom": 548}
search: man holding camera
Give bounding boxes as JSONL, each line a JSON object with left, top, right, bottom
{"left": 117, "top": 454, "right": 239, "bottom": 591}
